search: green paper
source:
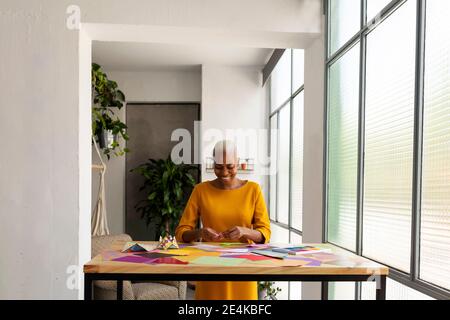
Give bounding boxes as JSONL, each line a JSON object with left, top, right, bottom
{"left": 190, "top": 256, "right": 247, "bottom": 266}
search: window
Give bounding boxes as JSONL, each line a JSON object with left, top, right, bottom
{"left": 361, "top": 278, "right": 434, "bottom": 300}
{"left": 269, "top": 49, "right": 305, "bottom": 236}
{"left": 329, "top": 0, "right": 361, "bottom": 56}
{"left": 367, "top": 0, "right": 392, "bottom": 22}
{"left": 327, "top": 43, "right": 360, "bottom": 252}
{"left": 291, "top": 93, "right": 304, "bottom": 231}
{"left": 270, "top": 223, "right": 290, "bottom": 244}
{"left": 325, "top": 0, "right": 450, "bottom": 300}
{"left": 420, "top": 0, "right": 450, "bottom": 291}
{"left": 363, "top": 0, "right": 416, "bottom": 273}
{"left": 269, "top": 116, "right": 278, "bottom": 221}
{"left": 270, "top": 51, "right": 291, "bottom": 112}
{"left": 329, "top": 282, "right": 356, "bottom": 300}
{"left": 292, "top": 49, "right": 305, "bottom": 92}
{"left": 267, "top": 49, "right": 304, "bottom": 300}
{"left": 278, "top": 106, "right": 291, "bottom": 225}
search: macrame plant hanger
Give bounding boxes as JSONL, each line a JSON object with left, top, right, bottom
{"left": 91, "top": 137, "right": 110, "bottom": 236}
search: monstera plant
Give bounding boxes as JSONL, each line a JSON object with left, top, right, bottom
{"left": 132, "top": 157, "right": 198, "bottom": 239}
{"left": 92, "top": 62, "right": 129, "bottom": 159}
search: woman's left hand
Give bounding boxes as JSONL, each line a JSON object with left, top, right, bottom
{"left": 221, "top": 226, "right": 250, "bottom": 241}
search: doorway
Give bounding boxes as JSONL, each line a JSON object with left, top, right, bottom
{"left": 125, "top": 103, "right": 201, "bottom": 240}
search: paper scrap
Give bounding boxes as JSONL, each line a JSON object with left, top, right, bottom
{"left": 121, "top": 242, "right": 157, "bottom": 253}
{"left": 190, "top": 256, "right": 247, "bottom": 266}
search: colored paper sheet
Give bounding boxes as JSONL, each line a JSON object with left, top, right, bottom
{"left": 272, "top": 246, "right": 332, "bottom": 255}
{"left": 190, "top": 256, "right": 247, "bottom": 266}
{"left": 285, "top": 256, "right": 322, "bottom": 267}
{"left": 135, "top": 252, "right": 180, "bottom": 259}
{"left": 193, "top": 244, "right": 250, "bottom": 253}
{"left": 145, "top": 257, "right": 189, "bottom": 265}
{"left": 101, "top": 250, "right": 128, "bottom": 261}
{"left": 152, "top": 249, "right": 190, "bottom": 256}
{"left": 247, "top": 259, "right": 277, "bottom": 266}
{"left": 220, "top": 242, "right": 241, "bottom": 246}
{"left": 178, "top": 243, "right": 195, "bottom": 248}
{"left": 112, "top": 255, "right": 153, "bottom": 264}
{"left": 251, "top": 249, "right": 287, "bottom": 259}
{"left": 221, "top": 254, "right": 273, "bottom": 261}
{"left": 121, "top": 242, "right": 157, "bottom": 252}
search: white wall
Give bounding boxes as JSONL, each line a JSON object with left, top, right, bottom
{"left": 78, "top": 28, "right": 92, "bottom": 300}
{"left": 0, "top": 0, "right": 81, "bottom": 299}
{"left": 106, "top": 70, "right": 202, "bottom": 103}
{"left": 201, "top": 65, "right": 269, "bottom": 200}
{"left": 91, "top": 69, "right": 201, "bottom": 235}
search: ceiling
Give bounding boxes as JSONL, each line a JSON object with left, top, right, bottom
{"left": 92, "top": 41, "right": 274, "bottom": 72}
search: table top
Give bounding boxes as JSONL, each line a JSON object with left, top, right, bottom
{"left": 84, "top": 241, "right": 389, "bottom": 276}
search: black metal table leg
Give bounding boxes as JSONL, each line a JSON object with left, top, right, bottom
{"left": 376, "top": 275, "right": 387, "bottom": 300}
{"left": 117, "top": 280, "right": 123, "bottom": 300}
{"left": 84, "top": 274, "right": 93, "bottom": 301}
{"left": 321, "top": 281, "right": 329, "bottom": 300}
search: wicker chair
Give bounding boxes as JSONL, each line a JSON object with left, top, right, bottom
{"left": 91, "top": 234, "right": 187, "bottom": 300}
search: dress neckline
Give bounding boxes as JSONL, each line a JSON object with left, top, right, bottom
{"left": 206, "top": 180, "right": 249, "bottom": 191}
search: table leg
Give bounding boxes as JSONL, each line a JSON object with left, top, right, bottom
{"left": 321, "top": 281, "right": 329, "bottom": 300}
{"left": 376, "top": 275, "right": 387, "bottom": 300}
{"left": 117, "top": 280, "right": 123, "bottom": 300}
{"left": 84, "top": 274, "right": 93, "bottom": 301}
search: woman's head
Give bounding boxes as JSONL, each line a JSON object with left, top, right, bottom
{"left": 212, "top": 140, "right": 238, "bottom": 182}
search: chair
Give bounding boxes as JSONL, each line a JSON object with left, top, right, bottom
{"left": 91, "top": 234, "right": 187, "bottom": 300}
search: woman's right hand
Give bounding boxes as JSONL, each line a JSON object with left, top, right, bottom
{"left": 200, "top": 227, "right": 223, "bottom": 242}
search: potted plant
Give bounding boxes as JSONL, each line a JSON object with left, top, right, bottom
{"left": 132, "top": 156, "right": 198, "bottom": 239}
{"left": 258, "top": 281, "right": 282, "bottom": 300}
{"left": 92, "top": 62, "right": 129, "bottom": 159}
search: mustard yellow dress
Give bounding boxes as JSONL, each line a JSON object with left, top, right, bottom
{"left": 175, "top": 180, "right": 271, "bottom": 300}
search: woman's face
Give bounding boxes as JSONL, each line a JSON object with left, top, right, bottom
{"left": 214, "top": 151, "right": 238, "bottom": 184}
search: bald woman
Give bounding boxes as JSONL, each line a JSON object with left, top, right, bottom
{"left": 175, "top": 140, "right": 271, "bottom": 300}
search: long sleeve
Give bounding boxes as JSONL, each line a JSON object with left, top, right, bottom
{"left": 175, "top": 185, "right": 200, "bottom": 243}
{"left": 251, "top": 185, "right": 271, "bottom": 244}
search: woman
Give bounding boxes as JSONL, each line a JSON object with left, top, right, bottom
{"left": 175, "top": 140, "right": 271, "bottom": 300}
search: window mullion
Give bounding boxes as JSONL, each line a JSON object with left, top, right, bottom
{"left": 410, "top": 0, "right": 426, "bottom": 282}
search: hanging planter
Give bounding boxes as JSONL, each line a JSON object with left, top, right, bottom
{"left": 98, "top": 129, "right": 117, "bottom": 150}
{"left": 92, "top": 62, "right": 129, "bottom": 159}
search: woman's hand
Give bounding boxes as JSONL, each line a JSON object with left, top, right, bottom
{"left": 200, "top": 227, "right": 224, "bottom": 242}
{"left": 221, "top": 226, "right": 251, "bottom": 241}
{"left": 222, "top": 226, "right": 265, "bottom": 243}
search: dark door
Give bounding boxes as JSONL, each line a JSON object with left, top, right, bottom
{"left": 125, "top": 103, "right": 200, "bottom": 241}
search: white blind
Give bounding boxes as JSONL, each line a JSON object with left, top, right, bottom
{"left": 363, "top": 0, "right": 416, "bottom": 272}
{"left": 277, "top": 106, "right": 291, "bottom": 225}
{"left": 270, "top": 50, "right": 291, "bottom": 112}
{"left": 269, "top": 115, "right": 278, "bottom": 221}
{"left": 291, "top": 93, "right": 304, "bottom": 231}
{"left": 327, "top": 43, "right": 360, "bottom": 251}
{"left": 420, "top": 0, "right": 450, "bottom": 290}
{"left": 329, "top": 0, "right": 361, "bottom": 56}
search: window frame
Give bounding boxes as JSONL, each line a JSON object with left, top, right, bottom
{"left": 323, "top": 0, "right": 450, "bottom": 300}
{"left": 269, "top": 49, "right": 304, "bottom": 237}
{"left": 268, "top": 49, "right": 305, "bottom": 300}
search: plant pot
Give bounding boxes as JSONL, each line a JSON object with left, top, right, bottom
{"left": 258, "top": 289, "right": 267, "bottom": 300}
{"left": 98, "top": 129, "right": 117, "bottom": 149}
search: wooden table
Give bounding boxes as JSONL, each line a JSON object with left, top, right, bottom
{"left": 84, "top": 241, "right": 389, "bottom": 300}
